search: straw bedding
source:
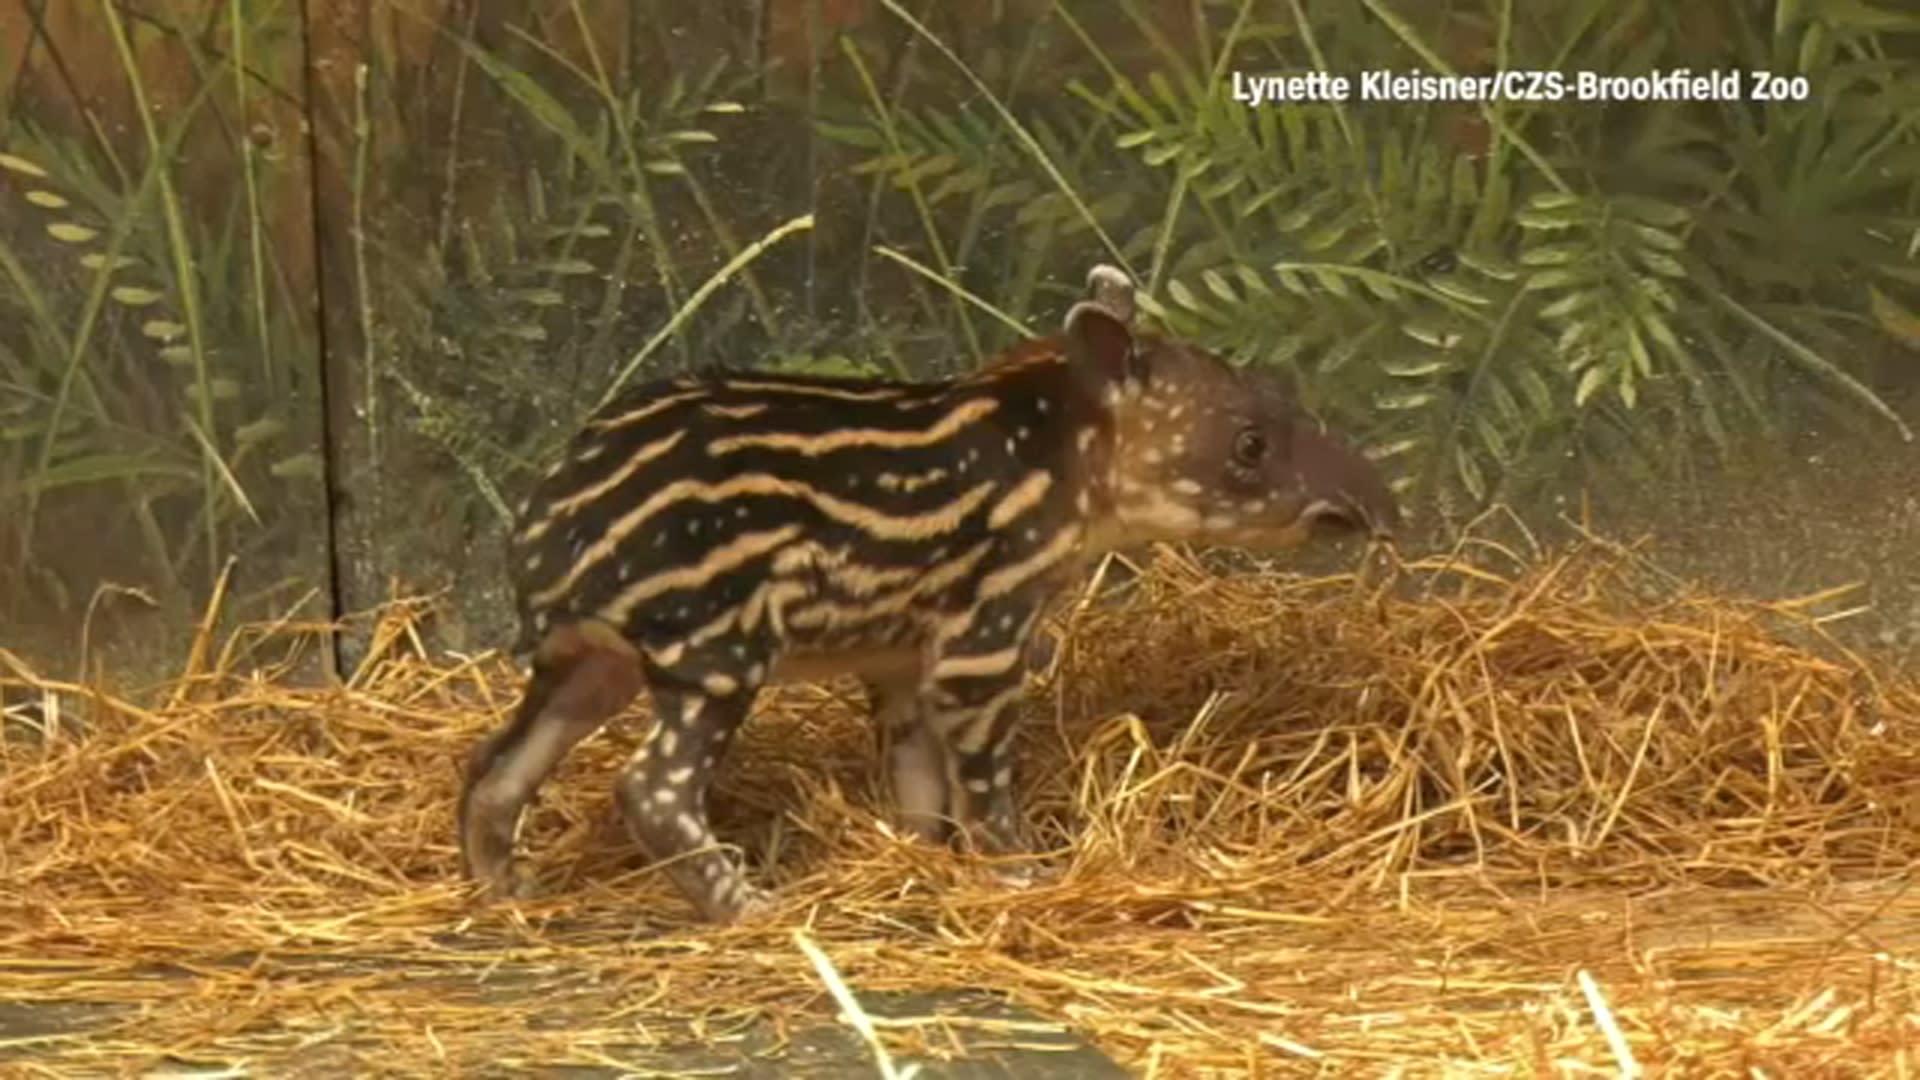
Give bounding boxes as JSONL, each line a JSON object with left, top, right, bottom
{"left": 4, "top": 534, "right": 1919, "bottom": 1076}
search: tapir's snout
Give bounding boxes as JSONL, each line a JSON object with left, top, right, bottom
{"left": 1292, "top": 422, "right": 1400, "bottom": 542}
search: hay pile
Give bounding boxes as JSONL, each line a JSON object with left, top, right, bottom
{"left": 4, "top": 539, "right": 1920, "bottom": 1075}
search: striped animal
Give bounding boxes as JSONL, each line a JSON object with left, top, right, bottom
{"left": 458, "top": 265, "right": 1398, "bottom": 922}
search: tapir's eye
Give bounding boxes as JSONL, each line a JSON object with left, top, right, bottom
{"left": 1231, "top": 428, "right": 1267, "bottom": 467}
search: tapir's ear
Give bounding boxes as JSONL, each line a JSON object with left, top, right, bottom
{"left": 1084, "top": 263, "right": 1137, "bottom": 323}
{"left": 1063, "top": 300, "right": 1136, "bottom": 382}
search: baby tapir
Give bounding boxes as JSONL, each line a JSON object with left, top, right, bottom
{"left": 458, "top": 265, "right": 1399, "bottom": 923}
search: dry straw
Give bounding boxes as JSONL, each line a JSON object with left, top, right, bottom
{"left": 4, "top": 529, "right": 1919, "bottom": 1075}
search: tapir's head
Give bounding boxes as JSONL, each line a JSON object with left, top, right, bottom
{"left": 1064, "top": 266, "right": 1400, "bottom": 553}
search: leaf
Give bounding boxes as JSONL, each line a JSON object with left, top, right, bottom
{"left": 1428, "top": 275, "right": 1493, "bottom": 306}
{"left": 1371, "top": 437, "right": 1421, "bottom": 460}
{"left": 1537, "top": 288, "right": 1599, "bottom": 321}
{"left": 1233, "top": 265, "right": 1274, "bottom": 298}
{"left": 1355, "top": 272, "right": 1400, "bottom": 302}
{"left": 24, "top": 190, "right": 68, "bottom": 209}
{"left": 1529, "top": 267, "right": 1595, "bottom": 291}
{"left": 1144, "top": 140, "right": 1184, "bottom": 167}
{"left": 46, "top": 223, "right": 98, "bottom": 243}
{"left": 1473, "top": 412, "right": 1512, "bottom": 462}
{"left": 1376, "top": 389, "right": 1438, "bottom": 411}
{"left": 460, "top": 41, "right": 615, "bottom": 186}
{"left": 1272, "top": 203, "right": 1320, "bottom": 232}
{"left": 1401, "top": 323, "right": 1462, "bottom": 349}
{"left": 1625, "top": 325, "right": 1654, "bottom": 379}
{"left": 1312, "top": 268, "right": 1352, "bottom": 298}
{"left": 1457, "top": 250, "right": 1520, "bottom": 280}
{"left": 1634, "top": 250, "right": 1688, "bottom": 278}
{"left": 1527, "top": 192, "right": 1582, "bottom": 211}
{"left": 236, "top": 417, "right": 286, "bottom": 445}
{"left": 1238, "top": 185, "right": 1286, "bottom": 218}
{"left": 270, "top": 452, "right": 326, "bottom": 480}
{"left": 0, "top": 152, "right": 50, "bottom": 178}
{"left": 1627, "top": 222, "right": 1687, "bottom": 252}
{"left": 1639, "top": 311, "right": 1683, "bottom": 358}
{"left": 1166, "top": 279, "right": 1207, "bottom": 313}
{"left": 1868, "top": 286, "right": 1920, "bottom": 349}
{"left": 1517, "top": 368, "right": 1556, "bottom": 414}
{"left": 1617, "top": 375, "right": 1639, "bottom": 409}
{"left": 1201, "top": 269, "right": 1237, "bottom": 304}
{"left": 1519, "top": 243, "right": 1584, "bottom": 266}
{"left": 1516, "top": 205, "right": 1588, "bottom": 231}
{"left": 1383, "top": 358, "right": 1450, "bottom": 378}
{"left": 1454, "top": 445, "right": 1488, "bottom": 502}
{"left": 1574, "top": 364, "right": 1608, "bottom": 406}
{"left": 814, "top": 121, "right": 883, "bottom": 148}
{"left": 110, "top": 286, "right": 164, "bottom": 307}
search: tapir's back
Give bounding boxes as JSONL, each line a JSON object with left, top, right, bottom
{"left": 506, "top": 353, "right": 1094, "bottom": 660}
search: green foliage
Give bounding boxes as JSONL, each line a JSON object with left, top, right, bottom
{"left": 816, "top": 0, "right": 1920, "bottom": 528}
{"left": 361, "top": 37, "right": 770, "bottom": 523}
{"left": 0, "top": 3, "right": 316, "bottom": 613}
